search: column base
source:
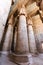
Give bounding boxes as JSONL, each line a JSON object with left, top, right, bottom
{"left": 9, "top": 53, "right": 31, "bottom": 64}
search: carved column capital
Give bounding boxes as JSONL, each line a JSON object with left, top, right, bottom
{"left": 18, "top": 5, "right": 27, "bottom": 17}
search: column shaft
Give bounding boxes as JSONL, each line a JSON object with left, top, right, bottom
{"left": 0, "top": 0, "right": 12, "bottom": 43}
{"left": 15, "top": 15, "right": 29, "bottom": 54}
{"left": 27, "top": 19, "right": 37, "bottom": 53}
{"left": 3, "top": 15, "right": 14, "bottom": 52}
{"left": 14, "top": 27, "right": 17, "bottom": 51}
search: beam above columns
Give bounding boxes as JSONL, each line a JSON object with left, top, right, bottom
{"left": 8, "top": 0, "right": 29, "bottom": 19}
{"left": 26, "top": 2, "right": 39, "bottom": 16}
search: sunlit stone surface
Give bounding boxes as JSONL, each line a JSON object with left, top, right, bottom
{"left": 0, "top": 0, "right": 12, "bottom": 43}
{"left": 0, "top": 0, "right": 43, "bottom": 65}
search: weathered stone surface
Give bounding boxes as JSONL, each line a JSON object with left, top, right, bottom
{"left": 40, "top": 0, "right": 43, "bottom": 11}
{"left": 9, "top": 53, "right": 29, "bottom": 63}
{"left": 39, "top": 10, "right": 43, "bottom": 19}
{"left": 14, "top": 27, "right": 17, "bottom": 51}
{"left": 1, "top": 53, "right": 43, "bottom": 65}
{"left": 3, "top": 15, "right": 14, "bottom": 52}
{"left": 15, "top": 5, "right": 29, "bottom": 54}
{"left": 27, "top": 19, "right": 37, "bottom": 53}
{"left": 0, "top": 0, "right": 12, "bottom": 43}
{"left": 9, "top": 0, "right": 29, "bottom": 18}
{"left": 36, "top": 0, "right": 41, "bottom": 6}
{"left": 12, "top": 5, "right": 29, "bottom": 64}
{"left": 26, "top": 2, "right": 39, "bottom": 16}
{"left": 15, "top": 15, "right": 29, "bottom": 54}
{"left": 26, "top": 0, "right": 34, "bottom": 6}
{"left": 32, "top": 15, "right": 43, "bottom": 52}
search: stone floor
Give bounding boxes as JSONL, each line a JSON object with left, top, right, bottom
{"left": 0, "top": 52, "right": 43, "bottom": 65}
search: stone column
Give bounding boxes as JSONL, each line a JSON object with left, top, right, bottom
{"left": 10, "top": 5, "right": 29, "bottom": 64}
{"left": 27, "top": 19, "right": 37, "bottom": 53}
{"left": 2, "top": 15, "right": 14, "bottom": 54}
{"left": 14, "top": 27, "right": 17, "bottom": 51}
{"left": 15, "top": 5, "right": 29, "bottom": 54}
{"left": 32, "top": 15, "right": 43, "bottom": 53}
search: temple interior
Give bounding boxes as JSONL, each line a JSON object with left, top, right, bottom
{"left": 0, "top": 0, "right": 43, "bottom": 65}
